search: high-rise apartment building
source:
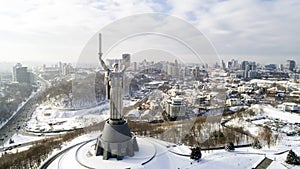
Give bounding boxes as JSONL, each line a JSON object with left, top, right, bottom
{"left": 12, "top": 63, "right": 32, "bottom": 84}
{"left": 285, "top": 60, "right": 296, "bottom": 71}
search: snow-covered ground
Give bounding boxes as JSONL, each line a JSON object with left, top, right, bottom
{"left": 227, "top": 104, "right": 300, "bottom": 136}
{"left": 250, "top": 79, "right": 300, "bottom": 90}
{"left": 265, "top": 135, "right": 300, "bottom": 169}
{"left": 9, "top": 99, "right": 300, "bottom": 168}
{"left": 45, "top": 133, "right": 270, "bottom": 169}
{"left": 25, "top": 98, "right": 139, "bottom": 133}
{"left": 229, "top": 106, "right": 249, "bottom": 112}
{"left": 123, "top": 99, "right": 138, "bottom": 107}
{"left": 37, "top": 128, "right": 300, "bottom": 169}
{"left": 0, "top": 133, "right": 46, "bottom": 154}
{"left": 251, "top": 104, "right": 300, "bottom": 124}
{"left": 26, "top": 103, "right": 109, "bottom": 133}
{"left": 3, "top": 133, "right": 45, "bottom": 147}
{"left": 225, "top": 104, "right": 300, "bottom": 168}
{"left": 6, "top": 101, "right": 300, "bottom": 168}
{"left": 226, "top": 117, "right": 261, "bottom": 137}
{"left": 44, "top": 132, "right": 300, "bottom": 169}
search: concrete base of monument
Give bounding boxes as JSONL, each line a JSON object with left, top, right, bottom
{"left": 95, "top": 119, "right": 139, "bottom": 160}
{"left": 44, "top": 137, "right": 194, "bottom": 169}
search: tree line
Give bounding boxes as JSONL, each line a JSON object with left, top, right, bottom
{"left": 0, "top": 129, "right": 85, "bottom": 169}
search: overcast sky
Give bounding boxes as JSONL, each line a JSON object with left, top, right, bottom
{"left": 0, "top": 0, "right": 300, "bottom": 65}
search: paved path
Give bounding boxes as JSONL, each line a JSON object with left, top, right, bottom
{"left": 255, "top": 157, "right": 273, "bottom": 169}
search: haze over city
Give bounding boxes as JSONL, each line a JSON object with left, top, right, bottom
{"left": 0, "top": 0, "right": 300, "bottom": 64}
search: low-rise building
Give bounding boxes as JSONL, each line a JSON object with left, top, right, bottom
{"left": 278, "top": 102, "right": 300, "bottom": 112}
{"left": 290, "top": 91, "right": 300, "bottom": 98}
{"left": 238, "top": 86, "right": 253, "bottom": 93}
{"left": 193, "top": 94, "right": 211, "bottom": 106}
{"left": 226, "top": 98, "right": 242, "bottom": 107}
{"left": 162, "top": 96, "right": 186, "bottom": 118}
{"left": 141, "top": 109, "right": 159, "bottom": 122}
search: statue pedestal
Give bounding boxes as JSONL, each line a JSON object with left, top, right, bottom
{"left": 95, "top": 120, "right": 139, "bottom": 160}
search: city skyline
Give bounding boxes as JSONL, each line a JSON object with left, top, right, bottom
{"left": 0, "top": 57, "right": 298, "bottom": 73}
{"left": 0, "top": 1, "right": 300, "bottom": 64}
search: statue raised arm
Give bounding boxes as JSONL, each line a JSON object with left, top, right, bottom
{"left": 99, "top": 55, "right": 110, "bottom": 72}
{"left": 98, "top": 33, "right": 111, "bottom": 100}
{"left": 98, "top": 33, "right": 110, "bottom": 72}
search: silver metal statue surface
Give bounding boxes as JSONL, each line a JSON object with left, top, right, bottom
{"left": 99, "top": 55, "right": 127, "bottom": 120}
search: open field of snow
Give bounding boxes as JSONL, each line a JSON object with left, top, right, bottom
{"left": 0, "top": 133, "right": 46, "bottom": 155}
{"left": 3, "top": 133, "right": 45, "bottom": 147}
{"left": 26, "top": 103, "right": 109, "bottom": 133}
{"left": 251, "top": 104, "right": 300, "bottom": 124}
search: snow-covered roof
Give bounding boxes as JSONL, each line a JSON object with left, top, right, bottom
{"left": 142, "top": 109, "right": 156, "bottom": 117}
{"left": 126, "top": 109, "right": 141, "bottom": 118}
{"left": 281, "top": 102, "right": 298, "bottom": 106}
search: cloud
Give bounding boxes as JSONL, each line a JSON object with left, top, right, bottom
{"left": 167, "top": 0, "right": 300, "bottom": 63}
{"left": 0, "top": 0, "right": 156, "bottom": 63}
{"left": 0, "top": 0, "right": 300, "bottom": 64}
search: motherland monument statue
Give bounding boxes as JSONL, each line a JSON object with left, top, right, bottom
{"left": 95, "top": 33, "right": 138, "bottom": 160}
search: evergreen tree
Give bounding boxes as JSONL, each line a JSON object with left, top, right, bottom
{"left": 252, "top": 139, "right": 262, "bottom": 149}
{"left": 286, "top": 150, "right": 300, "bottom": 165}
{"left": 190, "top": 147, "right": 202, "bottom": 160}
{"left": 225, "top": 142, "right": 235, "bottom": 151}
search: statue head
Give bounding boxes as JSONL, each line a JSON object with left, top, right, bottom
{"left": 113, "top": 63, "right": 119, "bottom": 72}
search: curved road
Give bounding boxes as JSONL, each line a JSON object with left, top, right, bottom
{"left": 39, "top": 140, "right": 90, "bottom": 169}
